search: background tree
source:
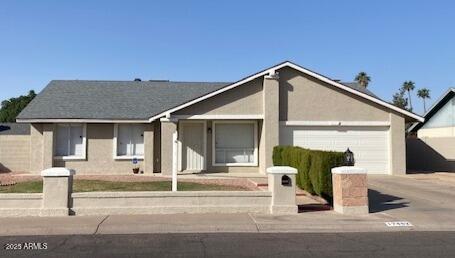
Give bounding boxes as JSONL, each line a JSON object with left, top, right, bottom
{"left": 402, "top": 81, "right": 415, "bottom": 111}
{"left": 417, "top": 88, "right": 431, "bottom": 113}
{"left": 392, "top": 88, "right": 409, "bottom": 110}
{"left": 0, "top": 90, "right": 36, "bottom": 123}
{"left": 355, "top": 72, "right": 371, "bottom": 88}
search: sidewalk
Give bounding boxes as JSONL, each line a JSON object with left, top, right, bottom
{"left": 0, "top": 210, "right": 444, "bottom": 237}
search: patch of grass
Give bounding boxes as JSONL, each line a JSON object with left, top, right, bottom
{"left": 0, "top": 181, "right": 42, "bottom": 193}
{"left": 0, "top": 180, "right": 249, "bottom": 193}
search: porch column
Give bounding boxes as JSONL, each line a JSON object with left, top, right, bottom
{"left": 42, "top": 124, "right": 54, "bottom": 170}
{"left": 389, "top": 113, "right": 406, "bottom": 175}
{"left": 160, "top": 118, "right": 178, "bottom": 176}
{"left": 30, "top": 124, "right": 44, "bottom": 173}
{"left": 260, "top": 71, "right": 280, "bottom": 173}
{"left": 143, "top": 123, "right": 154, "bottom": 174}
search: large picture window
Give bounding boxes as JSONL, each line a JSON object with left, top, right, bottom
{"left": 55, "top": 124, "right": 86, "bottom": 159}
{"left": 114, "top": 124, "right": 145, "bottom": 159}
{"left": 213, "top": 121, "right": 257, "bottom": 166}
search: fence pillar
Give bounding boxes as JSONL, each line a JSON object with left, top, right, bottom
{"left": 267, "top": 166, "right": 298, "bottom": 214}
{"left": 40, "top": 168, "right": 74, "bottom": 216}
{"left": 331, "top": 166, "right": 369, "bottom": 215}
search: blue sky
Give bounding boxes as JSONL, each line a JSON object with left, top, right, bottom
{"left": 1, "top": 0, "right": 454, "bottom": 115}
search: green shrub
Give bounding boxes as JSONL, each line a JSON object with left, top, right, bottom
{"left": 272, "top": 146, "right": 285, "bottom": 166}
{"left": 297, "top": 150, "right": 313, "bottom": 194}
{"left": 272, "top": 146, "right": 345, "bottom": 201}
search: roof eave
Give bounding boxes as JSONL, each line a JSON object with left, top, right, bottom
{"left": 16, "top": 118, "right": 151, "bottom": 123}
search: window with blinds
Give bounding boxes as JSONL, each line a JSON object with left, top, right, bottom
{"left": 55, "top": 124, "right": 85, "bottom": 157}
{"left": 116, "top": 124, "right": 145, "bottom": 157}
{"left": 214, "top": 122, "right": 256, "bottom": 165}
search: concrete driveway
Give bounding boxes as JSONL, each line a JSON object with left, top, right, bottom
{"left": 368, "top": 173, "right": 455, "bottom": 230}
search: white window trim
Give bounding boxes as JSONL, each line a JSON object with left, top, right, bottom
{"left": 113, "top": 124, "right": 145, "bottom": 160}
{"left": 280, "top": 120, "right": 391, "bottom": 127}
{"left": 54, "top": 124, "right": 87, "bottom": 160}
{"left": 212, "top": 120, "right": 258, "bottom": 167}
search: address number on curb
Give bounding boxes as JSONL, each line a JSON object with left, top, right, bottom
{"left": 385, "top": 221, "right": 413, "bottom": 227}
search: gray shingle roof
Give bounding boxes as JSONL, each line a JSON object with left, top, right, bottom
{"left": 17, "top": 80, "right": 229, "bottom": 120}
{"left": 0, "top": 123, "right": 30, "bottom": 135}
{"left": 341, "top": 82, "right": 378, "bottom": 98}
{"left": 17, "top": 78, "right": 384, "bottom": 121}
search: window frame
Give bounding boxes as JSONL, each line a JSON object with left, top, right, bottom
{"left": 113, "top": 124, "right": 145, "bottom": 160}
{"left": 54, "top": 123, "right": 87, "bottom": 160}
{"left": 212, "top": 120, "right": 258, "bottom": 167}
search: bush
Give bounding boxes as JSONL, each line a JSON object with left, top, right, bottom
{"left": 272, "top": 146, "right": 345, "bottom": 201}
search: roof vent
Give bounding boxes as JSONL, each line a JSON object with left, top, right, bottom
{"left": 134, "top": 78, "right": 142, "bottom": 81}
{"left": 333, "top": 79, "right": 341, "bottom": 82}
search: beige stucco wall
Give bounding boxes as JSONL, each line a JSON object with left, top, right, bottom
{"left": 418, "top": 137, "right": 455, "bottom": 160}
{"left": 278, "top": 67, "right": 391, "bottom": 122}
{"left": 29, "top": 123, "right": 55, "bottom": 173}
{"left": 260, "top": 75, "right": 279, "bottom": 173}
{"left": 53, "top": 123, "right": 155, "bottom": 175}
{"left": 71, "top": 191, "right": 272, "bottom": 215}
{"left": 418, "top": 127, "right": 455, "bottom": 138}
{"left": 0, "top": 135, "right": 30, "bottom": 172}
{"left": 407, "top": 137, "right": 455, "bottom": 172}
{"left": 389, "top": 113, "right": 406, "bottom": 175}
{"left": 160, "top": 120, "right": 177, "bottom": 176}
{"left": 277, "top": 67, "right": 408, "bottom": 175}
{"left": 407, "top": 126, "right": 455, "bottom": 172}
{"left": 169, "top": 67, "right": 411, "bottom": 175}
{"left": 0, "top": 193, "right": 43, "bottom": 217}
{"left": 175, "top": 78, "right": 264, "bottom": 116}
{"left": 30, "top": 124, "right": 44, "bottom": 173}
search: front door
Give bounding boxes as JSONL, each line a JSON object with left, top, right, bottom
{"left": 181, "top": 121, "right": 205, "bottom": 171}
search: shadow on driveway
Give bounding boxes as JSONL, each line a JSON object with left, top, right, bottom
{"left": 368, "top": 189, "right": 410, "bottom": 213}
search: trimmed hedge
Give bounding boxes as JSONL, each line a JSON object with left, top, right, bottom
{"left": 272, "top": 146, "right": 345, "bottom": 201}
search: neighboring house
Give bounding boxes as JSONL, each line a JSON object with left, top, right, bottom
{"left": 14, "top": 61, "right": 423, "bottom": 175}
{"left": 407, "top": 88, "right": 455, "bottom": 171}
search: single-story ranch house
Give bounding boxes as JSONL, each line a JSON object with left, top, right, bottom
{"left": 407, "top": 88, "right": 455, "bottom": 171}
{"left": 9, "top": 61, "right": 423, "bottom": 176}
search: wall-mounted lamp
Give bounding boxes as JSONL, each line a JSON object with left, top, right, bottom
{"left": 207, "top": 127, "right": 212, "bottom": 134}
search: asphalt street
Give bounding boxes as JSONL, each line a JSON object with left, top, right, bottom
{"left": 1, "top": 232, "right": 454, "bottom": 258}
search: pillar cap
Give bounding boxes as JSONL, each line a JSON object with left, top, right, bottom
{"left": 266, "top": 166, "right": 297, "bottom": 174}
{"left": 41, "top": 168, "right": 75, "bottom": 177}
{"left": 331, "top": 166, "right": 367, "bottom": 175}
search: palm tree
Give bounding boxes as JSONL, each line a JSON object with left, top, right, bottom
{"left": 417, "top": 88, "right": 431, "bottom": 113}
{"left": 402, "top": 81, "right": 415, "bottom": 111}
{"left": 355, "top": 72, "right": 371, "bottom": 88}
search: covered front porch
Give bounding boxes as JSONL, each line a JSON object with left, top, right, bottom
{"left": 159, "top": 116, "right": 271, "bottom": 177}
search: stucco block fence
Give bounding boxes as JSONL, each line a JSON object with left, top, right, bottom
{"left": 0, "top": 167, "right": 301, "bottom": 217}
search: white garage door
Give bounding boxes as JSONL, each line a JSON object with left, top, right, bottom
{"left": 280, "top": 126, "right": 390, "bottom": 174}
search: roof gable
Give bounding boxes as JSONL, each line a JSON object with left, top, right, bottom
{"left": 409, "top": 88, "right": 455, "bottom": 132}
{"left": 16, "top": 61, "right": 424, "bottom": 123}
{"left": 150, "top": 61, "right": 423, "bottom": 122}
